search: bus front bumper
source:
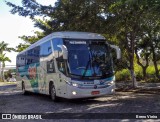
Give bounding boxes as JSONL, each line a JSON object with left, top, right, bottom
{"left": 66, "top": 85, "right": 115, "bottom": 99}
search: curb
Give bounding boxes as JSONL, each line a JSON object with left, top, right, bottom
{"left": 0, "top": 82, "right": 17, "bottom": 86}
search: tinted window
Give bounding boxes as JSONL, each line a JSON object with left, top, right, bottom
{"left": 52, "top": 38, "right": 63, "bottom": 51}
{"left": 64, "top": 40, "right": 113, "bottom": 77}
{"left": 56, "top": 57, "right": 67, "bottom": 75}
{"left": 40, "top": 41, "right": 52, "bottom": 57}
{"left": 26, "top": 46, "right": 40, "bottom": 65}
{"left": 16, "top": 52, "right": 26, "bottom": 67}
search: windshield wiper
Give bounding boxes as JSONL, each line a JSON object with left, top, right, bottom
{"left": 81, "top": 48, "right": 95, "bottom": 78}
{"left": 81, "top": 59, "right": 91, "bottom": 78}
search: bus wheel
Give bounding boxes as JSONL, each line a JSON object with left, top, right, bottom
{"left": 50, "top": 84, "right": 59, "bottom": 102}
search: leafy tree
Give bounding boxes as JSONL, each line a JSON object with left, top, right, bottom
{"left": 6, "top": 0, "right": 160, "bottom": 86}
{"left": 0, "top": 54, "right": 11, "bottom": 81}
{"left": 0, "top": 41, "right": 15, "bottom": 79}
{"left": 135, "top": 38, "right": 151, "bottom": 80}
{"left": 106, "top": 0, "right": 160, "bottom": 86}
{"left": 16, "top": 43, "right": 30, "bottom": 52}
{"left": 6, "top": 0, "right": 111, "bottom": 43}
{"left": 0, "top": 41, "right": 14, "bottom": 54}
{"left": 4, "top": 69, "right": 12, "bottom": 80}
{"left": 136, "top": 10, "right": 160, "bottom": 79}
{"left": 150, "top": 34, "right": 160, "bottom": 78}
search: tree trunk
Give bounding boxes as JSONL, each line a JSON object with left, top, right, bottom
{"left": 130, "top": 69, "right": 136, "bottom": 88}
{"left": 151, "top": 46, "right": 159, "bottom": 78}
{"left": 142, "top": 67, "right": 147, "bottom": 81}
{"left": 153, "top": 59, "right": 159, "bottom": 78}
{"left": 130, "top": 32, "right": 137, "bottom": 88}
{"left": 135, "top": 48, "right": 149, "bottom": 81}
{"left": 129, "top": 55, "right": 137, "bottom": 88}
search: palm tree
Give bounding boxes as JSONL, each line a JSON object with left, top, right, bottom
{"left": 0, "top": 41, "right": 14, "bottom": 54}
{"left": 0, "top": 41, "right": 14, "bottom": 79}
{"left": 0, "top": 54, "right": 11, "bottom": 81}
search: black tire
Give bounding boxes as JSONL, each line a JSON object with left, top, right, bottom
{"left": 50, "top": 83, "right": 59, "bottom": 102}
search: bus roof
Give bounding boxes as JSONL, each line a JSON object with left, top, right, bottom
{"left": 18, "top": 31, "right": 105, "bottom": 55}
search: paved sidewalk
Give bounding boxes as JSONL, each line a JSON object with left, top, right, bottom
{"left": 0, "top": 82, "right": 17, "bottom": 86}
{"left": 116, "top": 81, "right": 160, "bottom": 89}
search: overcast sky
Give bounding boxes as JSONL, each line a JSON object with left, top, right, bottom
{"left": 0, "top": 0, "right": 56, "bottom": 66}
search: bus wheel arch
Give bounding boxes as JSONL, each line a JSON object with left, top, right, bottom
{"left": 49, "top": 81, "right": 59, "bottom": 102}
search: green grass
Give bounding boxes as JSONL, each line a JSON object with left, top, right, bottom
{"left": 115, "top": 69, "right": 131, "bottom": 81}
{"left": 116, "top": 64, "right": 160, "bottom": 82}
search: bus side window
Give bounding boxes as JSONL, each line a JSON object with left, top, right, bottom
{"left": 58, "top": 62, "right": 65, "bottom": 73}
{"left": 40, "top": 41, "right": 52, "bottom": 57}
{"left": 25, "top": 46, "right": 40, "bottom": 65}
{"left": 52, "top": 38, "right": 63, "bottom": 51}
{"left": 17, "top": 53, "right": 26, "bottom": 67}
{"left": 52, "top": 38, "right": 63, "bottom": 58}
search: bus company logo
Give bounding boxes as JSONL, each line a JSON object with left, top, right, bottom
{"left": 94, "top": 85, "right": 97, "bottom": 89}
{"left": 28, "top": 66, "right": 37, "bottom": 79}
{"left": 100, "top": 80, "right": 103, "bottom": 84}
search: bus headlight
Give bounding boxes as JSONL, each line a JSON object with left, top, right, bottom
{"left": 107, "top": 81, "right": 115, "bottom": 86}
{"left": 64, "top": 80, "right": 79, "bottom": 87}
{"left": 72, "top": 83, "right": 78, "bottom": 87}
{"left": 64, "top": 80, "right": 72, "bottom": 85}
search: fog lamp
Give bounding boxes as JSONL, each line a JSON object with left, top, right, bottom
{"left": 111, "top": 89, "right": 115, "bottom": 93}
{"left": 72, "top": 91, "right": 77, "bottom": 95}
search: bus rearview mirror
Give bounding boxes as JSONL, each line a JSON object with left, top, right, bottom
{"left": 110, "top": 45, "right": 121, "bottom": 59}
{"left": 57, "top": 45, "right": 68, "bottom": 59}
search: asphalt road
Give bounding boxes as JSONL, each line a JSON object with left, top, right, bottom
{"left": 0, "top": 85, "right": 160, "bottom": 122}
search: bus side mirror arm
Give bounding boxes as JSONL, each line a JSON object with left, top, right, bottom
{"left": 110, "top": 45, "right": 121, "bottom": 59}
{"left": 57, "top": 45, "right": 68, "bottom": 59}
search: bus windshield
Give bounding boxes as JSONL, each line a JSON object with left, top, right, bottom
{"left": 64, "top": 40, "right": 113, "bottom": 79}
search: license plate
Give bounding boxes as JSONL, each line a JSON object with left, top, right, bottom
{"left": 91, "top": 91, "right": 100, "bottom": 95}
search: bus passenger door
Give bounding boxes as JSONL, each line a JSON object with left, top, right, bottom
{"left": 56, "top": 59, "right": 68, "bottom": 97}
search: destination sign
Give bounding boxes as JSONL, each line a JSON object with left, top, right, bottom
{"left": 69, "top": 41, "right": 86, "bottom": 44}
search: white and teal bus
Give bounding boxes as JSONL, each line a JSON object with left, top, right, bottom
{"left": 16, "top": 31, "right": 121, "bottom": 101}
